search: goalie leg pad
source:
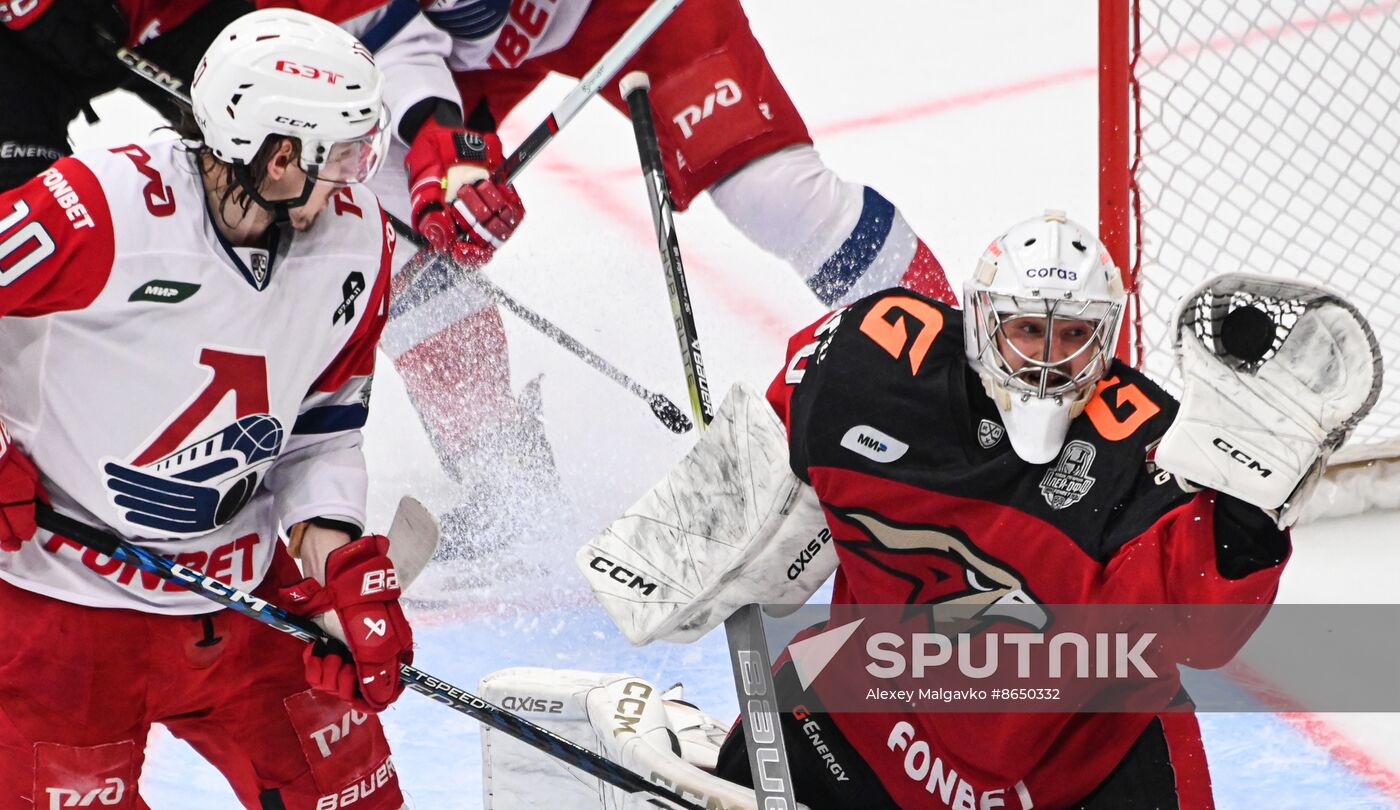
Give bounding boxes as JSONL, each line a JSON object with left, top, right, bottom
{"left": 479, "top": 667, "right": 806, "bottom": 810}
{"left": 576, "top": 382, "right": 836, "bottom": 645}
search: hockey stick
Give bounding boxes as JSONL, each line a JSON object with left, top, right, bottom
{"left": 492, "top": 0, "right": 686, "bottom": 184}
{"left": 397, "top": 251, "right": 691, "bottom": 433}
{"left": 32, "top": 503, "right": 703, "bottom": 810}
{"left": 621, "top": 73, "right": 798, "bottom": 809}
{"left": 102, "top": 28, "right": 692, "bottom": 435}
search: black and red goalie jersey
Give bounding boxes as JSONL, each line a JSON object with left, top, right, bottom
{"left": 763, "top": 288, "right": 1291, "bottom": 809}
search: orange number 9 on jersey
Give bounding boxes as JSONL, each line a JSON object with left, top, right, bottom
{"left": 859, "top": 296, "right": 944, "bottom": 375}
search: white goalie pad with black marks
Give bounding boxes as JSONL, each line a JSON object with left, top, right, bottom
{"left": 577, "top": 382, "right": 835, "bottom": 646}
{"left": 479, "top": 667, "right": 807, "bottom": 810}
{"left": 1156, "top": 272, "right": 1383, "bottom": 523}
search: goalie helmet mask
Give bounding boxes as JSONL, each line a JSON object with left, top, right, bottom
{"left": 190, "top": 9, "right": 389, "bottom": 211}
{"left": 964, "top": 211, "right": 1126, "bottom": 464}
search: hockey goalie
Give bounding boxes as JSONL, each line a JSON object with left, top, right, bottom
{"left": 481, "top": 211, "right": 1381, "bottom": 809}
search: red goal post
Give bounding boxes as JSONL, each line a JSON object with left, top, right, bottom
{"left": 1099, "top": 0, "right": 1400, "bottom": 519}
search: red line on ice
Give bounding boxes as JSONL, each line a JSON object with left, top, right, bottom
{"left": 1225, "top": 660, "right": 1400, "bottom": 801}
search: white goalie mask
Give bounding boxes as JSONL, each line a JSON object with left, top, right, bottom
{"left": 964, "top": 211, "right": 1126, "bottom": 463}
{"left": 191, "top": 9, "right": 389, "bottom": 193}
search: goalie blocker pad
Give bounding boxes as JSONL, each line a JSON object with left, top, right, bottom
{"left": 479, "top": 667, "right": 809, "bottom": 810}
{"left": 576, "top": 382, "right": 835, "bottom": 646}
{"left": 1156, "top": 272, "right": 1383, "bottom": 523}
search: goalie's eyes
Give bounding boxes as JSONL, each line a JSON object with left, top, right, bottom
{"left": 1000, "top": 316, "right": 1097, "bottom": 358}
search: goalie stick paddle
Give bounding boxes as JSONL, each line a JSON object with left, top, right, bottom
{"left": 32, "top": 503, "right": 704, "bottom": 810}
{"left": 622, "top": 73, "right": 799, "bottom": 810}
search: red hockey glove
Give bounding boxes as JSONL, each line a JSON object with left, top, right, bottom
{"left": 0, "top": 421, "right": 45, "bottom": 552}
{"left": 405, "top": 118, "right": 525, "bottom": 269}
{"left": 285, "top": 535, "right": 414, "bottom": 713}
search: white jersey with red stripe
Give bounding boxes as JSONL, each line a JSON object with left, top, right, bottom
{"left": 0, "top": 139, "right": 395, "bottom": 614}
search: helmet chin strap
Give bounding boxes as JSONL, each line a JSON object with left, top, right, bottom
{"left": 231, "top": 163, "right": 316, "bottom": 223}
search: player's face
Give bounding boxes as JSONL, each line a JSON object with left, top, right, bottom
{"left": 996, "top": 315, "right": 1100, "bottom": 384}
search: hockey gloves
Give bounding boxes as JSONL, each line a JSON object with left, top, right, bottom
{"left": 289, "top": 535, "right": 414, "bottom": 713}
{"left": 0, "top": 421, "right": 44, "bottom": 552}
{"left": 405, "top": 118, "right": 525, "bottom": 269}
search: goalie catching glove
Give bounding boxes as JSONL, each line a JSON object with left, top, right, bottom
{"left": 577, "top": 382, "right": 834, "bottom": 645}
{"left": 1155, "top": 272, "right": 1383, "bottom": 526}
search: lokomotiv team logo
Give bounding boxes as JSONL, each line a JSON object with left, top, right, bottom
{"left": 837, "top": 509, "right": 1048, "bottom": 632}
{"left": 102, "top": 348, "right": 284, "bottom": 536}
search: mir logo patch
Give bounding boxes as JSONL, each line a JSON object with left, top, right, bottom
{"left": 840, "top": 425, "right": 909, "bottom": 463}
{"left": 129, "top": 280, "right": 199, "bottom": 303}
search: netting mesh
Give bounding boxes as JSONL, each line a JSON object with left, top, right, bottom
{"left": 1182, "top": 288, "right": 1306, "bottom": 373}
{"left": 1131, "top": 0, "right": 1400, "bottom": 463}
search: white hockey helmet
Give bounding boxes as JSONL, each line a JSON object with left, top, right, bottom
{"left": 191, "top": 9, "right": 388, "bottom": 189}
{"left": 964, "top": 211, "right": 1126, "bottom": 463}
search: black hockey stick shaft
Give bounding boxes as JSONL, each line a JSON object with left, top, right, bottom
{"left": 622, "top": 74, "right": 798, "bottom": 810}
{"left": 621, "top": 76, "right": 714, "bottom": 425}
{"left": 398, "top": 250, "right": 692, "bottom": 433}
{"left": 32, "top": 505, "right": 702, "bottom": 810}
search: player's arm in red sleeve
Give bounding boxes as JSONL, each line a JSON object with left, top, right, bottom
{"left": 0, "top": 158, "right": 116, "bottom": 319}
{"left": 1102, "top": 457, "right": 1290, "bottom": 668}
{"left": 1102, "top": 441, "right": 1290, "bottom": 603}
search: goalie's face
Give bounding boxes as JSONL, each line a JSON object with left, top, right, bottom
{"left": 997, "top": 315, "right": 1101, "bottom": 388}
{"left": 979, "top": 295, "right": 1119, "bottom": 399}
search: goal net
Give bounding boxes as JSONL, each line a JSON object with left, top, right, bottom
{"left": 1100, "top": 0, "right": 1400, "bottom": 519}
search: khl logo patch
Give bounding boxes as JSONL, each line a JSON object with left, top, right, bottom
{"left": 840, "top": 425, "right": 909, "bottom": 463}
{"left": 249, "top": 251, "right": 270, "bottom": 288}
{"left": 977, "top": 419, "right": 1004, "bottom": 449}
{"left": 1039, "top": 440, "right": 1098, "bottom": 510}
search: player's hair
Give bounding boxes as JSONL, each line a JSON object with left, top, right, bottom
{"left": 170, "top": 109, "right": 304, "bottom": 225}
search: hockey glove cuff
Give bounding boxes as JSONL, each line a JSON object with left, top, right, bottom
{"left": 0, "top": 421, "right": 46, "bottom": 552}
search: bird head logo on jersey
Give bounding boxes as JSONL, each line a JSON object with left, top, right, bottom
{"left": 101, "top": 349, "right": 284, "bottom": 537}
{"left": 837, "top": 509, "right": 1048, "bottom": 633}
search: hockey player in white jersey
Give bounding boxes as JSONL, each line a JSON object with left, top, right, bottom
{"left": 0, "top": 10, "right": 414, "bottom": 809}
